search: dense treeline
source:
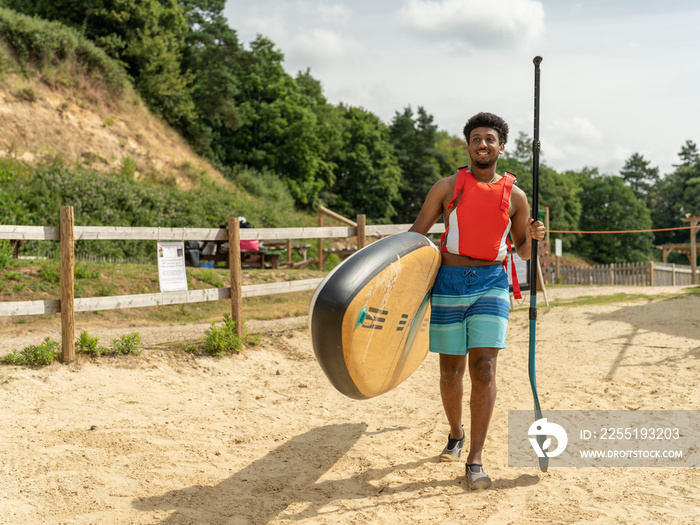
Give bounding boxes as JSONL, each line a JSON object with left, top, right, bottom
{"left": 0, "top": 156, "right": 307, "bottom": 260}
{"left": 0, "top": 2, "right": 698, "bottom": 264}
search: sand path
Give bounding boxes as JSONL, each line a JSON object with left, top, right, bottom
{"left": 0, "top": 286, "right": 698, "bottom": 524}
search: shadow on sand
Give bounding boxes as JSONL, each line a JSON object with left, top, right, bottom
{"left": 584, "top": 294, "right": 700, "bottom": 380}
{"left": 133, "top": 422, "right": 538, "bottom": 524}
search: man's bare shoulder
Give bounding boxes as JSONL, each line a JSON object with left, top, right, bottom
{"left": 509, "top": 182, "right": 529, "bottom": 216}
{"left": 432, "top": 174, "right": 457, "bottom": 195}
{"left": 510, "top": 183, "right": 527, "bottom": 200}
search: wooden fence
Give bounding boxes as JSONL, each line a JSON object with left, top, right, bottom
{"left": 559, "top": 261, "right": 695, "bottom": 286}
{"left": 3, "top": 208, "right": 695, "bottom": 363}
{"left": 0, "top": 207, "right": 444, "bottom": 363}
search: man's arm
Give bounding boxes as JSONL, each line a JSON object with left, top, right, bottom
{"left": 510, "top": 186, "right": 546, "bottom": 260}
{"left": 408, "top": 178, "right": 451, "bottom": 236}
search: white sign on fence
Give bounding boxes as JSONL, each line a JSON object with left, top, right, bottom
{"left": 157, "top": 242, "right": 188, "bottom": 292}
{"left": 508, "top": 250, "right": 530, "bottom": 292}
{"left": 555, "top": 238, "right": 562, "bottom": 257}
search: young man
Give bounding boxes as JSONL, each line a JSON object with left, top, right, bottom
{"left": 409, "top": 112, "right": 545, "bottom": 490}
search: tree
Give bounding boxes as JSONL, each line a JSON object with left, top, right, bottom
{"left": 389, "top": 106, "right": 452, "bottom": 223}
{"left": 619, "top": 153, "right": 659, "bottom": 206}
{"left": 651, "top": 140, "right": 700, "bottom": 251}
{"left": 501, "top": 132, "right": 582, "bottom": 249}
{"left": 179, "top": 0, "right": 242, "bottom": 159}
{"left": 322, "top": 105, "right": 401, "bottom": 222}
{"left": 21, "top": 0, "right": 197, "bottom": 131}
{"left": 573, "top": 173, "right": 653, "bottom": 263}
{"left": 677, "top": 140, "right": 699, "bottom": 165}
{"left": 221, "top": 37, "right": 334, "bottom": 205}
{"left": 434, "top": 131, "right": 466, "bottom": 175}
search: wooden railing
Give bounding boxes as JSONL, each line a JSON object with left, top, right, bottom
{"left": 0, "top": 207, "right": 444, "bottom": 363}
{"left": 559, "top": 261, "right": 695, "bottom": 286}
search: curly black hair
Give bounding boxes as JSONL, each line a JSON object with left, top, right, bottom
{"left": 463, "top": 112, "right": 509, "bottom": 145}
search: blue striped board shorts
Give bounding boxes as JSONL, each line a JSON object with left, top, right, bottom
{"left": 429, "top": 264, "right": 510, "bottom": 354}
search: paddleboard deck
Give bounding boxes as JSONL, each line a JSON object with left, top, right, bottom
{"left": 309, "top": 232, "right": 441, "bottom": 399}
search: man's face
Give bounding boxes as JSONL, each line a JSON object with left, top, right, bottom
{"left": 468, "top": 127, "right": 504, "bottom": 169}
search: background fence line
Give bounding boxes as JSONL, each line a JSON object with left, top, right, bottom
{"left": 559, "top": 261, "right": 694, "bottom": 286}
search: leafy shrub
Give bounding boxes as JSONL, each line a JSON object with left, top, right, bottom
{"left": 39, "top": 261, "right": 60, "bottom": 283}
{"left": 0, "top": 239, "right": 13, "bottom": 269}
{"left": 200, "top": 314, "right": 259, "bottom": 357}
{"left": 74, "top": 263, "right": 99, "bottom": 279}
{"left": 2, "top": 337, "right": 59, "bottom": 365}
{"left": 111, "top": 332, "right": 141, "bottom": 355}
{"left": 0, "top": 149, "right": 308, "bottom": 261}
{"left": 0, "top": 7, "right": 128, "bottom": 92}
{"left": 75, "top": 330, "right": 107, "bottom": 356}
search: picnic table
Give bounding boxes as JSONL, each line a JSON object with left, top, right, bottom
{"left": 198, "top": 241, "right": 280, "bottom": 269}
{"left": 263, "top": 240, "right": 312, "bottom": 262}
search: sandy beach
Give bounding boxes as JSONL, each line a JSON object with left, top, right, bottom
{"left": 0, "top": 285, "right": 698, "bottom": 524}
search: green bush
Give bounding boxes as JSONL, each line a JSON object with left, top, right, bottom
{"left": 74, "top": 263, "right": 99, "bottom": 279}
{"left": 200, "top": 314, "right": 259, "bottom": 357}
{"left": 0, "top": 239, "right": 13, "bottom": 269}
{"left": 3, "top": 158, "right": 306, "bottom": 261}
{"left": 39, "top": 261, "right": 60, "bottom": 282}
{"left": 2, "top": 337, "right": 59, "bottom": 365}
{"left": 111, "top": 332, "right": 141, "bottom": 355}
{"left": 75, "top": 330, "right": 107, "bottom": 356}
{"left": 0, "top": 7, "right": 128, "bottom": 92}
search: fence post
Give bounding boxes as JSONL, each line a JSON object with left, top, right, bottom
{"left": 228, "top": 218, "right": 243, "bottom": 337}
{"left": 356, "top": 214, "right": 366, "bottom": 250}
{"left": 672, "top": 263, "right": 676, "bottom": 286}
{"left": 317, "top": 206, "right": 324, "bottom": 271}
{"left": 60, "top": 206, "right": 75, "bottom": 363}
{"left": 649, "top": 261, "right": 654, "bottom": 286}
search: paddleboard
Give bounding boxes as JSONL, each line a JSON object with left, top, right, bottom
{"left": 309, "top": 232, "right": 442, "bottom": 399}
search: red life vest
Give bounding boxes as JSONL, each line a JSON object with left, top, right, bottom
{"left": 440, "top": 166, "right": 522, "bottom": 299}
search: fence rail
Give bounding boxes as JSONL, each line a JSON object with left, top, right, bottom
{"left": 0, "top": 208, "right": 445, "bottom": 362}
{"left": 559, "top": 261, "right": 695, "bottom": 286}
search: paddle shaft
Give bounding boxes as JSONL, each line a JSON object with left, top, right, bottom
{"left": 528, "top": 56, "right": 547, "bottom": 472}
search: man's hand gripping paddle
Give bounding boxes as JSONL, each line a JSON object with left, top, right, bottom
{"left": 529, "top": 56, "right": 548, "bottom": 473}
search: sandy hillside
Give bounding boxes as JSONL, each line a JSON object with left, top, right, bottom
{"left": 0, "top": 285, "right": 698, "bottom": 525}
{"left": 0, "top": 73, "right": 224, "bottom": 187}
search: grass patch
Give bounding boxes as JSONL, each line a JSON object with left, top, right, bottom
{"left": 549, "top": 287, "right": 700, "bottom": 308}
{"left": 0, "top": 259, "right": 322, "bottom": 326}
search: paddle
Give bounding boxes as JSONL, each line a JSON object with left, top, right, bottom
{"left": 528, "top": 55, "right": 548, "bottom": 473}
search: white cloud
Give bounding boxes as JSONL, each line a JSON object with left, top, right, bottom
{"left": 290, "top": 28, "right": 367, "bottom": 64}
{"left": 398, "top": 0, "right": 545, "bottom": 50}
{"left": 317, "top": 2, "right": 350, "bottom": 22}
{"left": 542, "top": 116, "right": 604, "bottom": 170}
{"left": 242, "top": 16, "right": 366, "bottom": 67}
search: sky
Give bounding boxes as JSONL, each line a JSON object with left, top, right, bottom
{"left": 223, "top": 0, "right": 700, "bottom": 177}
